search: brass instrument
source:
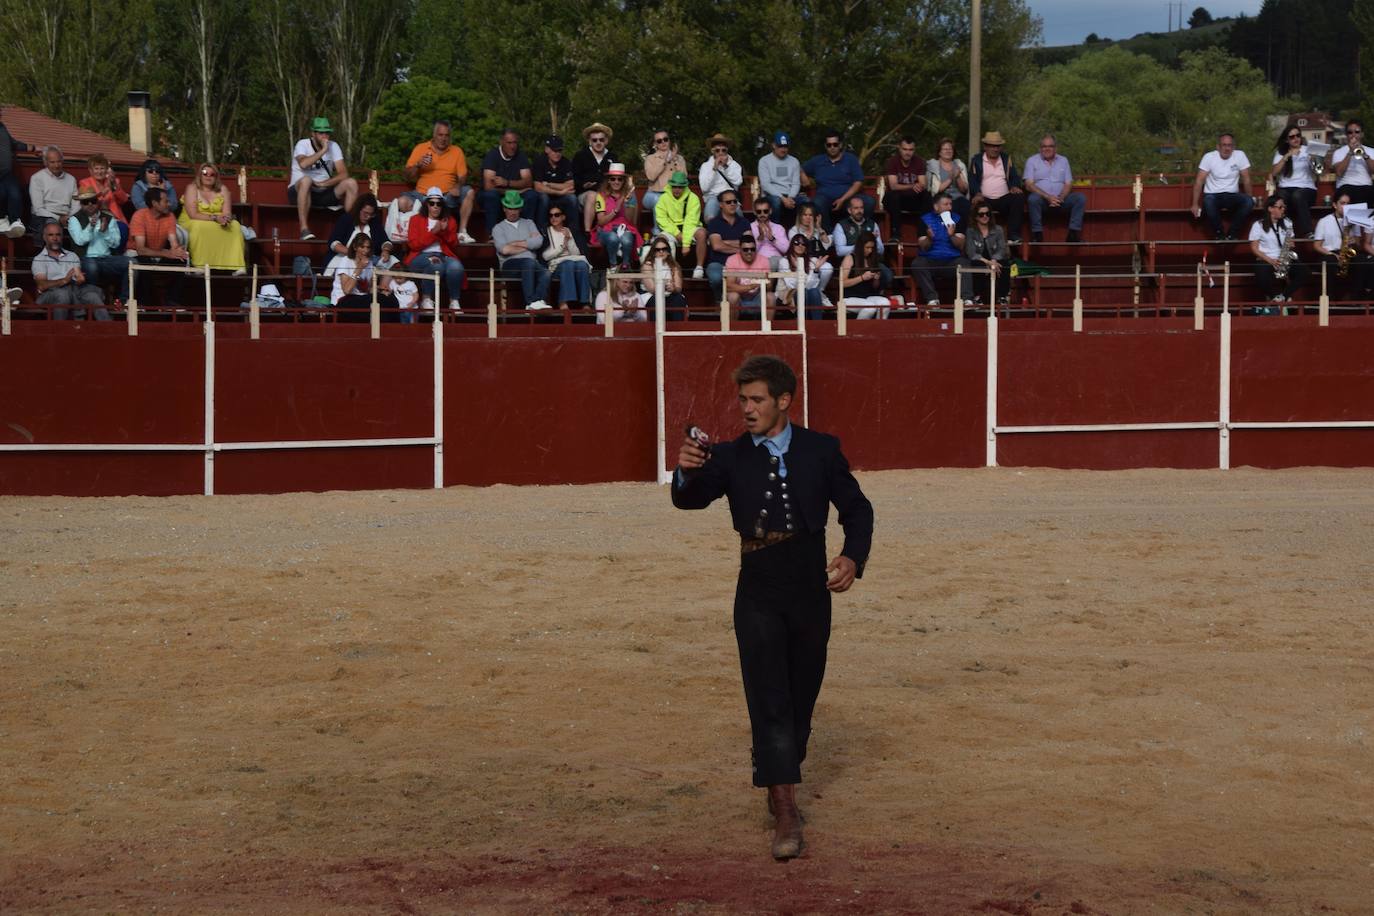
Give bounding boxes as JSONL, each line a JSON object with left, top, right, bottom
{"left": 1355, "top": 146, "right": 1368, "bottom": 160}
{"left": 1273, "top": 228, "right": 1298, "bottom": 280}
{"left": 1337, "top": 221, "right": 1358, "bottom": 278}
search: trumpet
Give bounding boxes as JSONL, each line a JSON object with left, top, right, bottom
{"left": 1355, "top": 145, "right": 1368, "bottom": 160}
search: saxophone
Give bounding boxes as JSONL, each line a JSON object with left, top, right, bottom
{"left": 1273, "top": 229, "right": 1297, "bottom": 280}
{"left": 1337, "top": 221, "right": 1358, "bottom": 278}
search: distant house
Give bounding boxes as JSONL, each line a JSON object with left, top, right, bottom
{"left": 1289, "top": 112, "right": 1334, "bottom": 145}
{"left": 0, "top": 102, "right": 174, "bottom": 165}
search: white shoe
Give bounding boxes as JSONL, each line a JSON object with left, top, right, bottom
{"left": 231, "top": 268, "right": 247, "bottom": 277}
{"left": 526, "top": 299, "right": 552, "bottom": 311}
{"left": 419, "top": 297, "right": 435, "bottom": 312}
{"left": 926, "top": 299, "right": 939, "bottom": 306}
{"left": 457, "top": 230, "right": 476, "bottom": 244}
{"left": 6, "top": 286, "right": 21, "bottom": 304}
{"left": 0, "top": 218, "right": 10, "bottom": 233}
{"left": 691, "top": 266, "right": 705, "bottom": 280}
{"left": 821, "top": 294, "right": 833, "bottom": 307}
{"left": 448, "top": 298, "right": 462, "bottom": 311}
{"left": 5, "top": 222, "right": 23, "bottom": 238}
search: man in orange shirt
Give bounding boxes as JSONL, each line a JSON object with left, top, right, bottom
{"left": 404, "top": 119, "right": 477, "bottom": 243}
{"left": 129, "top": 187, "right": 189, "bottom": 307}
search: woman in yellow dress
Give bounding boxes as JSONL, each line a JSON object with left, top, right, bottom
{"left": 179, "top": 162, "right": 246, "bottom": 272}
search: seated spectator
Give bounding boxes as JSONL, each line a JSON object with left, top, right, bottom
{"left": 758, "top": 131, "right": 806, "bottom": 228}
{"left": 532, "top": 135, "right": 579, "bottom": 235}
{"left": 803, "top": 129, "right": 871, "bottom": 229}
{"left": 33, "top": 220, "right": 108, "bottom": 320}
{"left": 326, "top": 233, "right": 398, "bottom": 322}
{"left": 328, "top": 193, "right": 389, "bottom": 264}
{"left": 404, "top": 119, "right": 477, "bottom": 242}
{"left": 1248, "top": 193, "right": 1305, "bottom": 310}
{"left": 927, "top": 138, "right": 971, "bottom": 224}
{"left": 1313, "top": 191, "right": 1371, "bottom": 298}
{"left": 832, "top": 195, "right": 888, "bottom": 271}
{"left": 723, "top": 233, "right": 769, "bottom": 317}
{"left": 593, "top": 165, "right": 640, "bottom": 269}
{"left": 595, "top": 276, "right": 647, "bottom": 325}
{"left": 1190, "top": 132, "right": 1252, "bottom": 240}
{"left": 749, "top": 199, "right": 788, "bottom": 270}
{"left": 962, "top": 195, "right": 1010, "bottom": 305}
{"left": 481, "top": 129, "right": 539, "bottom": 233}
{"left": 384, "top": 193, "right": 421, "bottom": 257}
{"left": 705, "top": 190, "right": 749, "bottom": 302}
{"left": 653, "top": 171, "right": 707, "bottom": 278}
{"left": 179, "top": 163, "right": 246, "bottom": 273}
{"left": 288, "top": 117, "right": 359, "bottom": 240}
{"left": 131, "top": 158, "right": 179, "bottom": 213}
{"left": 27, "top": 145, "right": 77, "bottom": 241}
{"left": 68, "top": 189, "right": 131, "bottom": 302}
{"left": 788, "top": 202, "right": 834, "bottom": 294}
{"left": 78, "top": 154, "right": 130, "bottom": 226}
{"left": 0, "top": 106, "right": 35, "bottom": 238}
{"left": 1023, "top": 134, "right": 1085, "bottom": 243}
{"left": 573, "top": 122, "right": 615, "bottom": 237}
{"left": 492, "top": 189, "right": 550, "bottom": 311}
{"left": 384, "top": 262, "right": 421, "bottom": 323}
{"left": 1271, "top": 124, "right": 1316, "bottom": 239}
{"left": 405, "top": 187, "right": 466, "bottom": 312}
{"left": 1329, "top": 119, "right": 1374, "bottom": 210}
{"left": 541, "top": 203, "right": 591, "bottom": 311}
{"left": 645, "top": 233, "right": 688, "bottom": 320}
{"left": 884, "top": 136, "right": 931, "bottom": 242}
{"left": 840, "top": 231, "right": 891, "bottom": 320}
{"left": 911, "top": 192, "right": 969, "bottom": 306}
{"left": 698, "top": 133, "right": 743, "bottom": 221}
{"left": 969, "top": 131, "right": 1024, "bottom": 244}
{"left": 775, "top": 234, "right": 826, "bottom": 320}
{"left": 642, "top": 129, "right": 686, "bottom": 214}
{"left": 128, "top": 188, "right": 188, "bottom": 307}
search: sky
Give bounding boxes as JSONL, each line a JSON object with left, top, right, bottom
{"left": 1029, "top": 0, "right": 1264, "bottom": 47}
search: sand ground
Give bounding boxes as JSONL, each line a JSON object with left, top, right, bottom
{"left": 1, "top": 468, "right": 1371, "bottom": 914}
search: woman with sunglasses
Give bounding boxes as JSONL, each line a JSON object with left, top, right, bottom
{"left": 541, "top": 204, "right": 592, "bottom": 311}
{"left": 840, "top": 230, "right": 890, "bottom": 319}
{"left": 405, "top": 186, "right": 466, "bottom": 311}
{"left": 963, "top": 195, "right": 1010, "bottom": 305}
{"left": 775, "top": 234, "right": 825, "bottom": 320}
{"left": 1249, "top": 193, "right": 1306, "bottom": 311}
{"left": 327, "top": 233, "right": 399, "bottom": 323}
{"left": 178, "top": 162, "right": 246, "bottom": 273}
{"left": 131, "top": 159, "right": 178, "bottom": 214}
{"left": 645, "top": 233, "right": 688, "bottom": 320}
{"left": 642, "top": 131, "right": 686, "bottom": 214}
{"left": 592, "top": 164, "right": 640, "bottom": 269}
{"left": 787, "top": 203, "right": 834, "bottom": 296}
{"left": 1271, "top": 125, "right": 1316, "bottom": 238}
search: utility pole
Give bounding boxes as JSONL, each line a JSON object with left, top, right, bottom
{"left": 969, "top": 0, "right": 981, "bottom": 161}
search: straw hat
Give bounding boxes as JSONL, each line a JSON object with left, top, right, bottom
{"left": 582, "top": 122, "right": 613, "bottom": 142}
{"left": 980, "top": 131, "right": 1006, "bottom": 146}
{"left": 706, "top": 133, "right": 733, "bottom": 150}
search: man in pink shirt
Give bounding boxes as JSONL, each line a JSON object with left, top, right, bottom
{"left": 969, "top": 130, "right": 1024, "bottom": 243}
{"left": 749, "top": 200, "right": 788, "bottom": 270}
{"left": 723, "top": 233, "right": 769, "bottom": 318}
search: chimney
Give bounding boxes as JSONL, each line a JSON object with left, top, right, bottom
{"left": 128, "top": 90, "right": 152, "bottom": 155}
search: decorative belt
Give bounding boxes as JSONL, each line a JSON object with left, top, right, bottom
{"left": 740, "top": 531, "right": 796, "bottom": 554}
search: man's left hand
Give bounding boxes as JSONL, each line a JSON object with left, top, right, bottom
{"left": 826, "top": 555, "right": 857, "bottom": 592}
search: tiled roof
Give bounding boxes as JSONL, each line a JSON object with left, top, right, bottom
{"left": 0, "top": 103, "right": 179, "bottom": 165}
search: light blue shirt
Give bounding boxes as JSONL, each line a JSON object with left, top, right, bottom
{"left": 751, "top": 421, "right": 792, "bottom": 478}
{"left": 67, "top": 214, "right": 123, "bottom": 258}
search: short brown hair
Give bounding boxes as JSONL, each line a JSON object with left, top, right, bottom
{"left": 733, "top": 355, "right": 796, "bottom": 399}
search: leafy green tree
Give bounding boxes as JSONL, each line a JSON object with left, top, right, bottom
{"left": 358, "top": 76, "right": 504, "bottom": 170}
{"left": 1188, "top": 6, "right": 1213, "bottom": 27}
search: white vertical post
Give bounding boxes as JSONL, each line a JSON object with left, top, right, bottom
{"left": 1222, "top": 261, "right": 1230, "bottom": 315}
{"left": 759, "top": 277, "right": 771, "bottom": 332}
{"left": 1319, "top": 260, "right": 1330, "bottom": 327}
{"left": 126, "top": 261, "right": 138, "bottom": 336}
{"left": 719, "top": 274, "right": 730, "bottom": 332}
{"left": 954, "top": 273, "right": 965, "bottom": 335}
{"left": 1193, "top": 262, "right": 1204, "bottom": 331}
{"left": 836, "top": 266, "right": 848, "bottom": 337}
{"left": 654, "top": 281, "right": 668, "bottom": 484}
{"left": 432, "top": 311, "right": 444, "bottom": 488}
{"left": 203, "top": 320, "right": 216, "bottom": 495}
{"left": 605, "top": 269, "right": 616, "bottom": 338}
{"left": 1072, "top": 263, "right": 1083, "bottom": 332}
{"left": 369, "top": 276, "right": 381, "bottom": 339}
{"left": 249, "top": 264, "right": 260, "bottom": 339}
{"left": 985, "top": 314, "right": 999, "bottom": 467}
{"left": 203, "top": 265, "right": 213, "bottom": 325}
{"left": 796, "top": 261, "right": 807, "bottom": 330}
{"left": 1, "top": 258, "right": 9, "bottom": 336}
{"left": 1219, "top": 309, "right": 1231, "bottom": 470}
{"left": 487, "top": 268, "right": 497, "bottom": 339}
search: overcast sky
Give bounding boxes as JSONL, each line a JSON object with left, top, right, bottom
{"left": 1030, "top": 0, "right": 1264, "bottom": 47}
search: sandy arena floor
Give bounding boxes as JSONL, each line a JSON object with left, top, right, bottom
{"left": 1, "top": 468, "right": 1372, "bottom": 914}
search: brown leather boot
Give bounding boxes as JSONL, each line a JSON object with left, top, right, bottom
{"left": 767, "top": 784, "right": 804, "bottom": 860}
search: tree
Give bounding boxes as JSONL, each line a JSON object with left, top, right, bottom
{"left": 358, "top": 76, "right": 504, "bottom": 170}
{"left": 1188, "top": 6, "right": 1213, "bottom": 27}
{"left": 1085, "top": 33, "right": 1101, "bottom": 43}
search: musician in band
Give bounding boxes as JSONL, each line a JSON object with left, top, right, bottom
{"left": 1271, "top": 124, "right": 1317, "bottom": 238}
{"left": 1312, "top": 191, "right": 1373, "bottom": 300}
{"left": 1329, "top": 119, "right": 1374, "bottom": 209}
{"left": 1248, "top": 193, "right": 1306, "bottom": 309}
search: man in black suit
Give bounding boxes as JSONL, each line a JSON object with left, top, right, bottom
{"left": 672, "top": 355, "right": 874, "bottom": 860}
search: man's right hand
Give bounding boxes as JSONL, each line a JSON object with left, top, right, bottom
{"left": 1190, "top": 205, "right": 1202, "bottom": 219}
{"left": 678, "top": 436, "right": 708, "bottom": 469}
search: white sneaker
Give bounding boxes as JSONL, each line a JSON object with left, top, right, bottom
{"left": 231, "top": 268, "right": 247, "bottom": 277}
{"left": 5, "top": 221, "right": 22, "bottom": 238}
{"left": 821, "top": 294, "right": 833, "bottom": 307}
{"left": 0, "top": 218, "right": 10, "bottom": 233}
{"left": 6, "top": 286, "right": 21, "bottom": 304}
{"left": 691, "top": 266, "right": 705, "bottom": 279}
{"left": 457, "top": 230, "right": 476, "bottom": 244}
{"left": 926, "top": 299, "right": 939, "bottom": 306}
{"left": 419, "top": 297, "right": 435, "bottom": 312}
{"left": 526, "top": 299, "right": 551, "bottom": 311}
{"left": 448, "top": 298, "right": 462, "bottom": 311}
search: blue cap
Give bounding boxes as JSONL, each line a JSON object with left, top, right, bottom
{"left": 774, "top": 132, "right": 791, "bottom": 146}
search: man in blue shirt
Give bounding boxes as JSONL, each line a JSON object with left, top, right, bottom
{"left": 1023, "top": 134, "right": 1086, "bottom": 243}
{"left": 672, "top": 355, "right": 873, "bottom": 861}
{"left": 802, "top": 130, "right": 872, "bottom": 229}
{"left": 911, "top": 193, "right": 969, "bottom": 305}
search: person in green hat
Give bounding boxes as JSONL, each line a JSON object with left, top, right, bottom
{"left": 491, "top": 188, "right": 551, "bottom": 311}
{"left": 288, "top": 116, "right": 359, "bottom": 241}
{"left": 653, "top": 170, "right": 707, "bottom": 279}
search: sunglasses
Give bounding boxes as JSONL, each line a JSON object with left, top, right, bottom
{"left": 740, "top": 247, "right": 757, "bottom": 252}
{"left": 976, "top": 210, "right": 990, "bottom": 217}
{"left": 755, "top": 211, "right": 771, "bottom": 217}
{"left": 590, "top": 136, "right": 607, "bottom": 142}
{"left": 201, "top": 170, "right": 217, "bottom": 177}
{"left": 1287, "top": 133, "right": 1301, "bottom": 139}
{"left": 720, "top": 198, "right": 738, "bottom": 205}
{"left": 790, "top": 239, "right": 806, "bottom": 247}
{"left": 81, "top": 198, "right": 99, "bottom": 205}
{"left": 825, "top": 142, "right": 841, "bottom": 148}
{"left": 549, "top": 212, "right": 565, "bottom": 219}
{"left": 427, "top": 200, "right": 444, "bottom": 206}
{"left": 652, "top": 245, "right": 669, "bottom": 252}
{"left": 654, "top": 137, "right": 669, "bottom": 144}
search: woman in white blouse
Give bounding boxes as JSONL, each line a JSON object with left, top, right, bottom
{"left": 541, "top": 203, "right": 591, "bottom": 311}
{"left": 1247, "top": 193, "right": 1306, "bottom": 310}
{"left": 1270, "top": 125, "right": 1316, "bottom": 238}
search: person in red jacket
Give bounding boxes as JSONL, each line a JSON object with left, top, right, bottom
{"left": 405, "top": 186, "right": 467, "bottom": 311}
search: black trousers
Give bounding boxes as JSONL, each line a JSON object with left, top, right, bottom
{"left": 985, "top": 193, "right": 1024, "bottom": 240}
{"left": 885, "top": 189, "right": 931, "bottom": 240}
{"left": 733, "top": 531, "right": 831, "bottom": 787}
